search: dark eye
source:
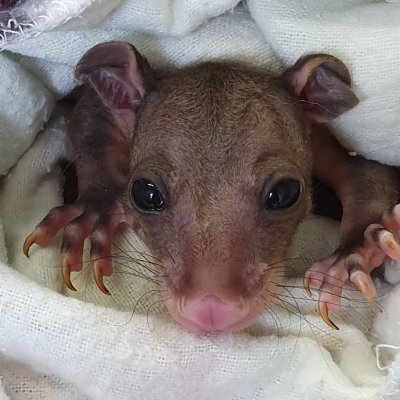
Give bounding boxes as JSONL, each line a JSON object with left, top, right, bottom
{"left": 131, "top": 179, "right": 166, "bottom": 212}
{"left": 265, "top": 179, "right": 301, "bottom": 210}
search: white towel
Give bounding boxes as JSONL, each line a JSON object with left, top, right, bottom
{"left": 1, "top": 1, "right": 400, "bottom": 398}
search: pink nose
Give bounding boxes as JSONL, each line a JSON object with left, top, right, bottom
{"left": 181, "top": 295, "right": 247, "bottom": 331}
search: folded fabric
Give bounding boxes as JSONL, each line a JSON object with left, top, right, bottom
{"left": 1, "top": 0, "right": 400, "bottom": 398}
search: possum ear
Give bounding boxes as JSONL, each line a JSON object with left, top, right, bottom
{"left": 75, "top": 41, "right": 155, "bottom": 117}
{"left": 284, "top": 54, "right": 359, "bottom": 123}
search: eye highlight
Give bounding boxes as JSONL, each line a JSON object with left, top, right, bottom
{"left": 265, "top": 179, "right": 301, "bottom": 210}
{"left": 130, "top": 179, "right": 166, "bottom": 212}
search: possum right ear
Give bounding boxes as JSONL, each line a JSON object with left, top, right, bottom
{"left": 284, "top": 54, "right": 359, "bottom": 123}
{"left": 75, "top": 41, "right": 155, "bottom": 121}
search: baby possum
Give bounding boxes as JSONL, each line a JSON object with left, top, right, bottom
{"left": 24, "top": 41, "right": 400, "bottom": 332}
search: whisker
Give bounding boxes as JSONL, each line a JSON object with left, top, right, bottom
{"left": 259, "top": 301, "right": 281, "bottom": 365}
{"left": 116, "top": 234, "right": 163, "bottom": 263}
{"left": 275, "top": 286, "right": 302, "bottom": 365}
{"left": 113, "top": 289, "right": 167, "bottom": 326}
{"left": 114, "top": 256, "right": 160, "bottom": 276}
{"left": 272, "top": 292, "right": 373, "bottom": 309}
{"left": 112, "top": 260, "right": 161, "bottom": 284}
{"left": 164, "top": 246, "right": 176, "bottom": 266}
{"left": 263, "top": 256, "right": 315, "bottom": 273}
{"left": 274, "top": 279, "right": 359, "bottom": 292}
{"left": 266, "top": 289, "right": 338, "bottom": 339}
{"left": 146, "top": 298, "right": 169, "bottom": 337}
{"left": 268, "top": 291, "right": 339, "bottom": 376}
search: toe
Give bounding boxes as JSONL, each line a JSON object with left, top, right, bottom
{"left": 23, "top": 205, "right": 83, "bottom": 256}
{"left": 93, "top": 262, "right": 111, "bottom": 295}
{"left": 318, "top": 260, "right": 350, "bottom": 312}
{"left": 61, "top": 213, "right": 97, "bottom": 272}
{"left": 61, "top": 259, "right": 77, "bottom": 292}
{"left": 349, "top": 267, "right": 381, "bottom": 312}
{"left": 364, "top": 224, "right": 400, "bottom": 262}
{"left": 317, "top": 300, "right": 339, "bottom": 330}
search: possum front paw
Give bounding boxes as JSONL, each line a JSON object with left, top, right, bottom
{"left": 23, "top": 190, "right": 131, "bottom": 294}
{"left": 304, "top": 204, "right": 400, "bottom": 329}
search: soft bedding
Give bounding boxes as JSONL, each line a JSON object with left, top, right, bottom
{"left": 1, "top": 1, "right": 400, "bottom": 399}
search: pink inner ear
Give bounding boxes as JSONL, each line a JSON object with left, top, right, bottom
{"left": 286, "top": 55, "right": 359, "bottom": 123}
{"left": 89, "top": 67, "right": 144, "bottom": 112}
{"left": 300, "top": 68, "right": 359, "bottom": 123}
{"left": 289, "top": 57, "right": 327, "bottom": 97}
{"left": 75, "top": 42, "right": 155, "bottom": 133}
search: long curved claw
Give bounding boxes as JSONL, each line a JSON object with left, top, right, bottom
{"left": 23, "top": 231, "right": 37, "bottom": 258}
{"left": 93, "top": 263, "right": 110, "bottom": 296}
{"left": 62, "top": 260, "right": 77, "bottom": 292}
{"left": 318, "top": 300, "right": 339, "bottom": 330}
{"left": 303, "top": 274, "right": 312, "bottom": 295}
{"left": 351, "top": 271, "right": 382, "bottom": 313}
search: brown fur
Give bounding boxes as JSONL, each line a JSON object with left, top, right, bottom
{"left": 129, "top": 63, "right": 312, "bottom": 304}
{"left": 55, "top": 42, "right": 372, "bottom": 331}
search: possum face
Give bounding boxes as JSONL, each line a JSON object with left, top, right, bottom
{"left": 68, "top": 42, "right": 358, "bottom": 331}
{"left": 127, "top": 64, "right": 312, "bottom": 331}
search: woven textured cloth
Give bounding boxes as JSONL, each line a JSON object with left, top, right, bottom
{"left": 1, "top": 1, "right": 400, "bottom": 399}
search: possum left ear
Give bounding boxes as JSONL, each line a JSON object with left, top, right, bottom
{"left": 284, "top": 54, "right": 359, "bottom": 123}
{"left": 75, "top": 41, "right": 155, "bottom": 127}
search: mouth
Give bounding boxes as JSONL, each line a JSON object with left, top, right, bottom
{"left": 165, "top": 294, "right": 264, "bottom": 332}
{"left": 156, "top": 258, "right": 284, "bottom": 332}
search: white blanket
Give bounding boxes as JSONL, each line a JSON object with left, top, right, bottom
{"left": 1, "top": 1, "right": 400, "bottom": 399}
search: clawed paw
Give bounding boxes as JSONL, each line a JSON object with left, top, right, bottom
{"left": 23, "top": 200, "right": 130, "bottom": 294}
{"left": 304, "top": 254, "right": 380, "bottom": 330}
{"left": 304, "top": 204, "right": 400, "bottom": 329}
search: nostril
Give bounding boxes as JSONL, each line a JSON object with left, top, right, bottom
{"left": 180, "top": 294, "right": 248, "bottom": 332}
